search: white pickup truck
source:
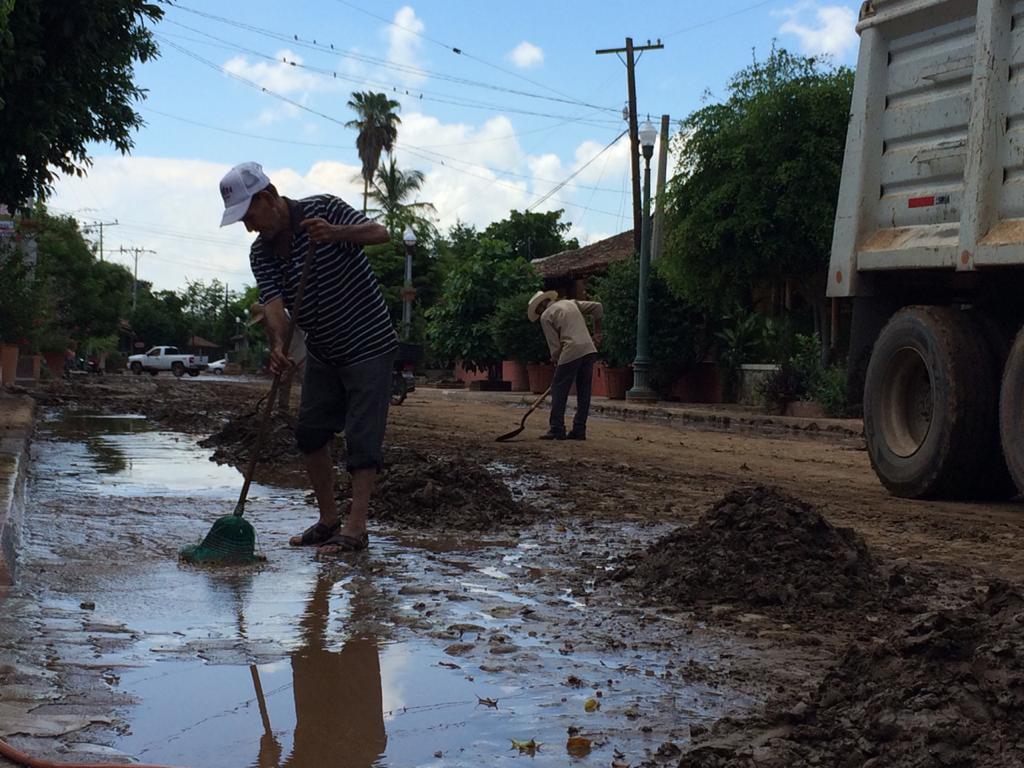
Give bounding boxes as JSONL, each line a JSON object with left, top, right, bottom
{"left": 127, "top": 346, "right": 209, "bottom": 377}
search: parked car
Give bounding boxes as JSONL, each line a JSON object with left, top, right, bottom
{"left": 207, "top": 358, "right": 227, "bottom": 374}
{"left": 127, "top": 346, "right": 208, "bottom": 377}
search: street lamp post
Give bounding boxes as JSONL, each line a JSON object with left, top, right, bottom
{"left": 627, "top": 121, "right": 659, "bottom": 402}
{"left": 401, "top": 226, "right": 417, "bottom": 341}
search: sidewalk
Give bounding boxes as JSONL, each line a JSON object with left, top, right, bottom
{"left": 417, "top": 387, "right": 864, "bottom": 442}
{"left": 0, "top": 392, "right": 35, "bottom": 586}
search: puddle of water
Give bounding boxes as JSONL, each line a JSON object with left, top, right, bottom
{"left": 4, "top": 409, "right": 760, "bottom": 768}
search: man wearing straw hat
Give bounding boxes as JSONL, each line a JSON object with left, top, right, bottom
{"left": 527, "top": 290, "right": 603, "bottom": 441}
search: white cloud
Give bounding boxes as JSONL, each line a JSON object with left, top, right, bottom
{"left": 386, "top": 6, "right": 426, "bottom": 86}
{"left": 508, "top": 41, "right": 544, "bottom": 69}
{"left": 47, "top": 120, "right": 635, "bottom": 294}
{"left": 777, "top": 2, "right": 858, "bottom": 60}
{"left": 223, "top": 50, "right": 326, "bottom": 95}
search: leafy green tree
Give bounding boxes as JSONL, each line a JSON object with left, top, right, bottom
{"left": 0, "top": 247, "right": 34, "bottom": 344}
{"left": 129, "top": 285, "right": 188, "bottom": 349}
{"left": 0, "top": 0, "right": 163, "bottom": 211}
{"left": 482, "top": 209, "right": 578, "bottom": 261}
{"left": 426, "top": 239, "right": 540, "bottom": 376}
{"left": 591, "top": 258, "right": 710, "bottom": 394}
{"left": 346, "top": 91, "right": 401, "bottom": 213}
{"left": 30, "top": 210, "right": 134, "bottom": 351}
{"left": 490, "top": 292, "right": 549, "bottom": 364}
{"left": 368, "top": 156, "right": 436, "bottom": 238}
{"left": 661, "top": 48, "right": 854, "bottom": 336}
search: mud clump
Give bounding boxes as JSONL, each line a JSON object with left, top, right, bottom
{"left": 199, "top": 410, "right": 301, "bottom": 464}
{"left": 368, "top": 447, "right": 537, "bottom": 530}
{"left": 613, "top": 485, "right": 880, "bottom": 620}
{"left": 681, "top": 582, "right": 1024, "bottom": 768}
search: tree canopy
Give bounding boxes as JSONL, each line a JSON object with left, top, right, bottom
{"left": 346, "top": 91, "right": 401, "bottom": 213}
{"left": 482, "top": 209, "right": 578, "bottom": 262}
{"left": 660, "top": 48, "right": 854, "bottom": 317}
{"left": 0, "top": 0, "right": 163, "bottom": 211}
{"left": 426, "top": 239, "right": 540, "bottom": 374}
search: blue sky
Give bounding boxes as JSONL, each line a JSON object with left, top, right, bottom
{"left": 50, "top": 0, "right": 862, "bottom": 292}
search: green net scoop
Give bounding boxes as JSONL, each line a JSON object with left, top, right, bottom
{"left": 179, "top": 514, "right": 264, "bottom": 565}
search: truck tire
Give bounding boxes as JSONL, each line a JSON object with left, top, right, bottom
{"left": 130, "top": 361, "right": 142, "bottom": 375}
{"left": 864, "top": 306, "right": 993, "bottom": 499}
{"left": 969, "top": 314, "right": 1016, "bottom": 499}
{"left": 998, "top": 327, "right": 1024, "bottom": 497}
{"left": 171, "top": 362, "right": 185, "bottom": 378}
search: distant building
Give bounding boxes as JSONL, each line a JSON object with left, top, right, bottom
{"left": 532, "top": 230, "right": 634, "bottom": 299}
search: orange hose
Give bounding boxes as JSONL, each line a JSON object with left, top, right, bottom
{"left": 0, "top": 737, "right": 181, "bottom": 768}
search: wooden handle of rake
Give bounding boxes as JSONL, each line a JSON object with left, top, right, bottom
{"left": 233, "top": 239, "right": 316, "bottom": 516}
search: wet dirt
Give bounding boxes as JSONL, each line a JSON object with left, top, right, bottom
{"left": 680, "top": 581, "right": 1024, "bottom": 767}
{"left": 7, "top": 377, "right": 1024, "bottom": 768}
{"left": 610, "top": 486, "right": 889, "bottom": 626}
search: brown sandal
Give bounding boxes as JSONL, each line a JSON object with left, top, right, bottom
{"left": 317, "top": 532, "right": 369, "bottom": 554}
{"left": 290, "top": 518, "right": 341, "bottom": 547}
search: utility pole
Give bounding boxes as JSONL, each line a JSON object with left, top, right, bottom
{"left": 120, "top": 246, "right": 156, "bottom": 310}
{"left": 82, "top": 220, "right": 118, "bottom": 262}
{"left": 652, "top": 114, "right": 670, "bottom": 262}
{"left": 596, "top": 37, "right": 663, "bottom": 255}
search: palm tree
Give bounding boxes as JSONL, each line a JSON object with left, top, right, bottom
{"left": 368, "top": 156, "right": 437, "bottom": 237}
{"left": 346, "top": 91, "right": 402, "bottom": 213}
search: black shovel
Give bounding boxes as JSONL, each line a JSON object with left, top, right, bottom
{"left": 495, "top": 387, "right": 551, "bottom": 442}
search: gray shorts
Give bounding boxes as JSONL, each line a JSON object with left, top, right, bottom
{"left": 295, "top": 350, "right": 395, "bottom": 472}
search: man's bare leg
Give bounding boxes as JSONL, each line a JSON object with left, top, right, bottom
{"left": 318, "top": 467, "right": 375, "bottom": 554}
{"left": 289, "top": 444, "right": 339, "bottom": 545}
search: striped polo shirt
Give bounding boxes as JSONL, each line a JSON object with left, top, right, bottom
{"left": 249, "top": 194, "right": 397, "bottom": 367}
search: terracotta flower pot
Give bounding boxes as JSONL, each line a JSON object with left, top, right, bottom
{"left": 603, "top": 366, "right": 632, "bottom": 400}
{"left": 526, "top": 363, "right": 555, "bottom": 394}
{"left": 502, "top": 360, "right": 530, "bottom": 392}
{"left": 0, "top": 344, "right": 19, "bottom": 386}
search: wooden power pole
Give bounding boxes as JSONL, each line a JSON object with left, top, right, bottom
{"left": 596, "top": 37, "right": 664, "bottom": 255}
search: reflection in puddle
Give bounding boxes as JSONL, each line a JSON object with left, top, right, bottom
{"left": 8, "top": 409, "right": 757, "bottom": 768}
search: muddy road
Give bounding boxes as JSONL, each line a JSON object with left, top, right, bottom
{"left": 3, "top": 375, "right": 1023, "bottom": 767}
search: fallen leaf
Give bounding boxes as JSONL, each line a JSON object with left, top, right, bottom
{"left": 611, "top": 762, "right": 630, "bottom": 768}
{"left": 584, "top": 697, "right": 600, "bottom": 713}
{"left": 510, "top": 739, "right": 540, "bottom": 755}
{"left": 477, "top": 696, "right": 499, "bottom": 708}
{"left": 566, "top": 735, "right": 592, "bottom": 757}
{"left": 437, "top": 661, "right": 460, "bottom": 669}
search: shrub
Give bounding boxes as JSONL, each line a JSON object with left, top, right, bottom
{"left": 490, "top": 292, "right": 550, "bottom": 364}
{"left": 757, "top": 332, "right": 848, "bottom": 415}
{"left": 591, "top": 259, "right": 709, "bottom": 393}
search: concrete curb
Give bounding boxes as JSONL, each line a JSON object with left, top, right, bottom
{"left": 0, "top": 394, "right": 35, "bottom": 586}
{"left": 423, "top": 387, "right": 864, "bottom": 443}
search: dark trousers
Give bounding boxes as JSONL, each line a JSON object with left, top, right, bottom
{"left": 549, "top": 352, "right": 597, "bottom": 435}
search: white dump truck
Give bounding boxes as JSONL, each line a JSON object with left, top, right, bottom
{"left": 127, "top": 346, "right": 208, "bottom": 377}
{"left": 830, "top": 0, "right": 1024, "bottom": 498}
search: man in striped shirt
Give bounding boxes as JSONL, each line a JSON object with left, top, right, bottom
{"left": 219, "top": 161, "right": 397, "bottom": 555}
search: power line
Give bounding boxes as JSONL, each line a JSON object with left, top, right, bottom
{"left": 161, "top": 2, "right": 620, "bottom": 114}
{"left": 528, "top": 131, "right": 627, "bottom": 211}
{"left": 157, "top": 26, "right": 619, "bottom": 129}
{"left": 664, "top": 0, "right": 780, "bottom": 38}
{"left": 329, "top": 0, "right": 587, "bottom": 104}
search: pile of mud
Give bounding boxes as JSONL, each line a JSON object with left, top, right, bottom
{"left": 366, "top": 447, "right": 537, "bottom": 530}
{"left": 613, "top": 486, "right": 881, "bottom": 619}
{"left": 199, "top": 410, "right": 301, "bottom": 464}
{"left": 680, "top": 581, "right": 1024, "bottom": 768}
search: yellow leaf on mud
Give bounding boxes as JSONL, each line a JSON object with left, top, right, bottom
{"left": 584, "top": 697, "right": 600, "bottom": 713}
{"left": 566, "top": 735, "right": 592, "bottom": 757}
{"left": 511, "top": 739, "right": 539, "bottom": 754}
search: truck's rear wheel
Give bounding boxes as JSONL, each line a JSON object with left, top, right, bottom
{"left": 864, "top": 306, "right": 992, "bottom": 499}
{"left": 171, "top": 362, "right": 185, "bottom": 378}
{"left": 997, "top": 327, "right": 1024, "bottom": 497}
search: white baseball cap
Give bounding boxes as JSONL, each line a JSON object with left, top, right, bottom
{"left": 219, "top": 161, "right": 271, "bottom": 227}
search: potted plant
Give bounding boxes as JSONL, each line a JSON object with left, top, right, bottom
{"left": 490, "top": 292, "right": 549, "bottom": 392}
{"left": 591, "top": 259, "right": 709, "bottom": 401}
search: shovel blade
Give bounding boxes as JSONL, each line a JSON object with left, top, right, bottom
{"left": 495, "top": 426, "right": 525, "bottom": 442}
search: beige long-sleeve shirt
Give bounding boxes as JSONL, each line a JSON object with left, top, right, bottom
{"left": 540, "top": 299, "right": 603, "bottom": 365}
